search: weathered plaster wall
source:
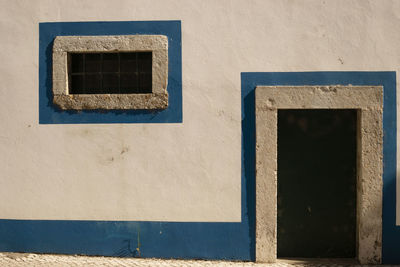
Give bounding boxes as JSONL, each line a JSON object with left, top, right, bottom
{"left": 0, "top": 0, "right": 399, "bottom": 225}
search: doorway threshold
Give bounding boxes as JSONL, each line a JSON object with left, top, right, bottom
{"left": 277, "top": 258, "right": 359, "bottom": 265}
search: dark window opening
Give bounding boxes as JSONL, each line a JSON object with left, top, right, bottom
{"left": 277, "top": 109, "right": 357, "bottom": 258}
{"left": 69, "top": 52, "right": 152, "bottom": 94}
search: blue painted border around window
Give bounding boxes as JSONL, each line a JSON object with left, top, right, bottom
{"left": 39, "top": 21, "right": 182, "bottom": 124}
{"left": 0, "top": 71, "right": 397, "bottom": 263}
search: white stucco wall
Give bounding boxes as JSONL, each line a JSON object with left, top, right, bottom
{"left": 0, "top": 0, "right": 399, "bottom": 222}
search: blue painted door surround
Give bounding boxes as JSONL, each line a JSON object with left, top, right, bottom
{"left": 241, "top": 72, "right": 397, "bottom": 263}
{"left": 2, "top": 26, "right": 400, "bottom": 264}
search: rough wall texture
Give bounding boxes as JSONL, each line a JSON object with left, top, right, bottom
{"left": 0, "top": 0, "right": 398, "bottom": 224}
{"left": 255, "top": 86, "right": 383, "bottom": 264}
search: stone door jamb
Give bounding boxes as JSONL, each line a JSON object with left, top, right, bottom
{"left": 255, "top": 85, "right": 383, "bottom": 264}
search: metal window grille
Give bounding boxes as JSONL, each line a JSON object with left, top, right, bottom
{"left": 69, "top": 52, "right": 152, "bottom": 94}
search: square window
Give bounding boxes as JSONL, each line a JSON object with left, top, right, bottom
{"left": 40, "top": 20, "right": 182, "bottom": 124}
{"left": 53, "top": 35, "right": 168, "bottom": 110}
{"left": 68, "top": 52, "right": 152, "bottom": 95}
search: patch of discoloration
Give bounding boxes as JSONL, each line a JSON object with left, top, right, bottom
{"left": 52, "top": 35, "right": 168, "bottom": 110}
{"left": 120, "top": 146, "right": 129, "bottom": 155}
{"left": 255, "top": 86, "right": 383, "bottom": 264}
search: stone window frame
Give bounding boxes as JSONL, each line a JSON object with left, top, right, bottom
{"left": 255, "top": 85, "right": 383, "bottom": 264}
{"left": 52, "top": 35, "right": 168, "bottom": 110}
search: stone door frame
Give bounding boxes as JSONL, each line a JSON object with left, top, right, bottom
{"left": 255, "top": 85, "right": 383, "bottom": 264}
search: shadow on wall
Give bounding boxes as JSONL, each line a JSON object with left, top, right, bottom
{"left": 242, "top": 89, "right": 256, "bottom": 261}
{"left": 382, "top": 167, "right": 399, "bottom": 263}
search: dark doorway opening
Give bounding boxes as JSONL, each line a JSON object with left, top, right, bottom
{"left": 277, "top": 109, "right": 357, "bottom": 258}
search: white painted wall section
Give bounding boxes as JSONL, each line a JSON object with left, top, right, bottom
{"left": 0, "top": 0, "right": 399, "bottom": 223}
